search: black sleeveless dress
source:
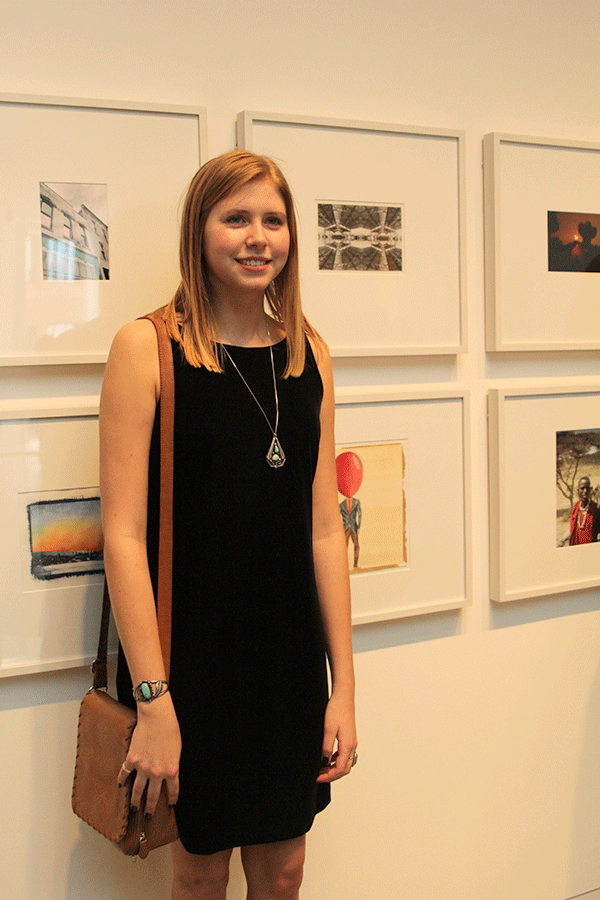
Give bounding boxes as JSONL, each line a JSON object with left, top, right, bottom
{"left": 117, "top": 337, "right": 331, "bottom": 854}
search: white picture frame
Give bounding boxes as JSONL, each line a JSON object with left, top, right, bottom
{"left": 0, "top": 398, "right": 109, "bottom": 677}
{"left": 489, "top": 384, "right": 600, "bottom": 602}
{"left": 238, "top": 111, "right": 466, "bottom": 357}
{"left": 335, "top": 386, "right": 471, "bottom": 623}
{"left": 483, "top": 132, "right": 600, "bottom": 351}
{"left": 0, "top": 94, "right": 207, "bottom": 365}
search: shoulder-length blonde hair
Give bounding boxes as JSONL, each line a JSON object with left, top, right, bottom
{"left": 163, "top": 149, "right": 323, "bottom": 377}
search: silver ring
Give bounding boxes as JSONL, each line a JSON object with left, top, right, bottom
{"left": 121, "top": 763, "right": 133, "bottom": 774}
{"left": 350, "top": 752, "right": 358, "bottom": 767}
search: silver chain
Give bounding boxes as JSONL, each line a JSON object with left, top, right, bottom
{"left": 221, "top": 321, "right": 281, "bottom": 439}
{"left": 222, "top": 340, "right": 279, "bottom": 439}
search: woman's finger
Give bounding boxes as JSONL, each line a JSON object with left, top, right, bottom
{"left": 129, "top": 771, "right": 150, "bottom": 811}
{"left": 165, "top": 772, "right": 179, "bottom": 808}
{"left": 117, "top": 761, "right": 135, "bottom": 789}
{"left": 317, "top": 744, "right": 358, "bottom": 782}
{"left": 144, "top": 772, "right": 179, "bottom": 817}
{"left": 321, "top": 728, "right": 336, "bottom": 771}
{"left": 144, "top": 777, "right": 163, "bottom": 818}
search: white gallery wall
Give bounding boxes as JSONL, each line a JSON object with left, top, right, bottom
{"left": 2, "top": 2, "right": 600, "bottom": 898}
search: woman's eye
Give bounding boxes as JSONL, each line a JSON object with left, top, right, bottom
{"left": 225, "top": 214, "right": 246, "bottom": 224}
{"left": 265, "top": 216, "right": 284, "bottom": 226}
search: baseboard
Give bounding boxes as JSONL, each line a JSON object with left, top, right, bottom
{"left": 569, "top": 890, "right": 600, "bottom": 900}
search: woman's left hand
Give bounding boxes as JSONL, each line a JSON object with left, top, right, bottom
{"left": 317, "top": 688, "right": 357, "bottom": 782}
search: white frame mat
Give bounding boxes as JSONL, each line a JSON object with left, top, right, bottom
{"left": 484, "top": 132, "right": 600, "bottom": 351}
{"left": 0, "top": 94, "right": 207, "bottom": 365}
{"left": 239, "top": 111, "right": 466, "bottom": 357}
{"left": 0, "top": 398, "right": 107, "bottom": 676}
{"left": 489, "top": 384, "right": 600, "bottom": 602}
{"left": 335, "top": 386, "right": 471, "bottom": 623}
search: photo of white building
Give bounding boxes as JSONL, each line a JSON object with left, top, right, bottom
{"left": 40, "top": 182, "right": 109, "bottom": 280}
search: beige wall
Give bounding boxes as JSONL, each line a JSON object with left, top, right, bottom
{"left": 2, "top": 2, "right": 600, "bottom": 898}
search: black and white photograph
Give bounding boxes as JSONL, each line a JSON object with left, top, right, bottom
{"left": 318, "top": 201, "right": 403, "bottom": 271}
{"left": 40, "top": 182, "right": 109, "bottom": 280}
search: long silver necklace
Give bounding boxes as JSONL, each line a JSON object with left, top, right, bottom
{"left": 221, "top": 327, "right": 285, "bottom": 468}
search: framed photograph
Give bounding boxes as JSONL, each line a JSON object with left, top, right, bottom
{"left": 336, "top": 441, "right": 407, "bottom": 574}
{"left": 0, "top": 398, "right": 109, "bottom": 676}
{"left": 489, "top": 384, "right": 600, "bottom": 603}
{"left": 0, "top": 94, "right": 207, "bottom": 365}
{"left": 483, "top": 132, "right": 600, "bottom": 351}
{"left": 335, "top": 386, "right": 471, "bottom": 623}
{"left": 238, "top": 111, "right": 466, "bottom": 357}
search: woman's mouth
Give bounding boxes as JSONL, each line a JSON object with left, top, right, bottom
{"left": 236, "top": 257, "right": 270, "bottom": 268}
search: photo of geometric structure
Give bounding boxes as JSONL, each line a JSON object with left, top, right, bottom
{"left": 318, "top": 201, "right": 403, "bottom": 271}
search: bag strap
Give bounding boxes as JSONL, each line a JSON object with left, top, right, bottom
{"left": 92, "top": 310, "right": 175, "bottom": 690}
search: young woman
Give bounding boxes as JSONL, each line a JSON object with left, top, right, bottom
{"left": 100, "top": 150, "right": 357, "bottom": 900}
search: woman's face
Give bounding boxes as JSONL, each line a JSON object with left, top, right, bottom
{"left": 202, "top": 177, "right": 290, "bottom": 302}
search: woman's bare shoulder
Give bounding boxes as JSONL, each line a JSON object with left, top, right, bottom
{"left": 103, "top": 318, "right": 161, "bottom": 404}
{"left": 109, "top": 317, "right": 159, "bottom": 355}
{"left": 307, "top": 333, "right": 332, "bottom": 379}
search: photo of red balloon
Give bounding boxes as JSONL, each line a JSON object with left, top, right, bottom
{"left": 336, "top": 451, "right": 364, "bottom": 498}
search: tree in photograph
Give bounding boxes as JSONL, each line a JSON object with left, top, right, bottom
{"left": 556, "top": 430, "right": 600, "bottom": 506}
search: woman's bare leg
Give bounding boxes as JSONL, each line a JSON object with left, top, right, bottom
{"left": 171, "top": 839, "right": 233, "bottom": 900}
{"left": 241, "top": 835, "right": 306, "bottom": 900}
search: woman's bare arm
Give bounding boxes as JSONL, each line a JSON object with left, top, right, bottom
{"left": 99, "top": 318, "right": 181, "bottom": 813}
{"left": 309, "top": 341, "right": 357, "bottom": 782}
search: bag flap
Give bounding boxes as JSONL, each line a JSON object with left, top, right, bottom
{"left": 72, "top": 689, "right": 136, "bottom": 842}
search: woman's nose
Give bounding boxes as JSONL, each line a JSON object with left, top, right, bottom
{"left": 246, "top": 220, "right": 266, "bottom": 245}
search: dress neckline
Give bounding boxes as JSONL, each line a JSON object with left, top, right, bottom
{"left": 218, "top": 337, "right": 287, "bottom": 351}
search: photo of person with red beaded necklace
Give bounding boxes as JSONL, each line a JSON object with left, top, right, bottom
{"left": 557, "top": 429, "right": 600, "bottom": 547}
{"left": 568, "top": 476, "right": 600, "bottom": 545}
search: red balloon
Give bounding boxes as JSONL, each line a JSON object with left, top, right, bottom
{"left": 336, "top": 451, "right": 363, "bottom": 497}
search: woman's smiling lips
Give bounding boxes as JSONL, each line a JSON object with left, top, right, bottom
{"left": 235, "top": 256, "right": 271, "bottom": 270}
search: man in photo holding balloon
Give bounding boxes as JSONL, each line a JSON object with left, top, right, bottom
{"left": 336, "top": 451, "right": 363, "bottom": 570}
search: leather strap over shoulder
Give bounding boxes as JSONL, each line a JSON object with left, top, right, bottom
{"left": 92, "top": 311, "right": 175, "bottom": 689}
{"left": 142, "top": 311, "right": 175, "bottom": 678}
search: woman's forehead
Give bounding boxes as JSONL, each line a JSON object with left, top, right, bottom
{"left": 219, "top": 177, "right": 285, "bottom": 209}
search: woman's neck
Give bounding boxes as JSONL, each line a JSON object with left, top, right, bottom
{"left": 210, "top": 292, "right": 286, "bottom": 347}
{"left": 212, "top": 299, "right": 269, "bottom": 347}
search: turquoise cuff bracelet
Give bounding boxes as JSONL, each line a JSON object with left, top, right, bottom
{"left": 132, "top": 680, "right": 169, "bottom": 703}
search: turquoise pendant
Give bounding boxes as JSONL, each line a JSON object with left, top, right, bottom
{"left": 266, "top": 435, "right": 286, "bottom": 468}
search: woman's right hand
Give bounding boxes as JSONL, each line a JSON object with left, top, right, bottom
{"left": 119, "top": 693, "right": 181, "bottom": 816}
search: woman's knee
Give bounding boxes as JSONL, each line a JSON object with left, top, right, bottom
{"left": 273, "top": 854, "right": 305, "bottom": 895}
{"left": 171, "top": 841, "right": 232, "bottom": 899}
{"left": 242, "top": 837, "right": 306, "bottom": 898}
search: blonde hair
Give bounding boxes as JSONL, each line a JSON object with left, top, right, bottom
{"left": 163, "top": 149, "right": 324, "bottom": 377}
